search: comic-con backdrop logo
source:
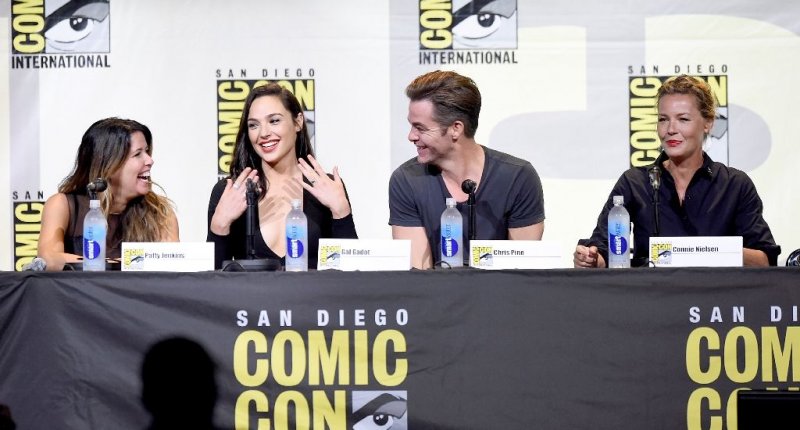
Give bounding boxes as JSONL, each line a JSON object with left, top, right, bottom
{"left": 12, "top": 195, "right": 44, "bottom": 271}
{"left": 216, "top": 76, "right": 315, "bottom": 178}
{"left": 628, "top": 74, "right": 728, "bottom": 168}
{"left": 11, "top": 0, "right": 111, "bottom": 68}
{"left": 418, "top": 0, "right": 518, "bottom": 64}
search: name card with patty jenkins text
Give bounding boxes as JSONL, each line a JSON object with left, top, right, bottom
{"left": 649, "top": 236, "right": 743, "bottom": 267}
{"left": 317, "top": 239, "right": 411, "bottom": 271}
{"left": 121, "top": 242, "right": 214, "bottom": 272}
{"left": 469, "top": 240, "right": 563, "bottom": 269}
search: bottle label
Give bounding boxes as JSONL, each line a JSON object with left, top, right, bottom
{"left": 441, "top": 225, "right": 460, "bottom": 257}
{"left": 286, "top": 237, "right": 305, "bottom": 258}
{"left": 83, "top": 238, "right": 101, "bottom": 260}
{"left": 608, "top": 233, "right": 628, "bottom": 256}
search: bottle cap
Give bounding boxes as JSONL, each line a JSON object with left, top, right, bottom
{"left": 89, "top": 199, "right": 101, "bottom": 209}
{"left": 613, "top": 195, "right": 624, "bottom": 205}
{"left": 445, "top": 197, "right": 455, "bottom": 207}
{"left": 291, "top": 199, "right": 302, "bottom": 209}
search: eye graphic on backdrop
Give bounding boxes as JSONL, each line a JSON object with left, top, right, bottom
{"left": 453, "top": 12, "right": 506, "bottom": 39}
{"left": 46, "top": 16, "right": 98, "bottom": 43}
{"left": 709, "top": 107, "right": 729, "bottom": 140}
{"left": 351, "top": 392, "right": 407, "bottom": 430}
{"left": 43, "top": 0, "right": 110, "bottom": 53}
{"left": 452, "top": 0, "right": 517, "bottom": 49}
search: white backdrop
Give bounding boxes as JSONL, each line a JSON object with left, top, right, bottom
{"left": 2, "top": 0, "right": 798, "bottom": 270}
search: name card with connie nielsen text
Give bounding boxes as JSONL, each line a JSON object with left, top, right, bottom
{"left": 649, "top": 236, "right": 743, "bottom": 267}
{"left": 121, "top": 242, "right": 214, "bottom": 272}
{"left": 317, "top": 239, "right": 411, "bottom": 271}
{"left": 469, "top": 240, "right": 564, "bottom": 269}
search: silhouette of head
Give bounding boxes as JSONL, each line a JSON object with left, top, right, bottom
{"left": 141, "top": 337, "right": 217, "bottom": 429}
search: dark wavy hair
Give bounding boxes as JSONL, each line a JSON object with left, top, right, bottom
{"left": 230, "top": 83, "right": 314, "bottom": 198}
{"left": 58, "top": 117, "right": 174, "bottom": 242}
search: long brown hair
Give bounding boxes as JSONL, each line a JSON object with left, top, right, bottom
{"left": 59, "top": 118, "right": 175, "bottom": 242}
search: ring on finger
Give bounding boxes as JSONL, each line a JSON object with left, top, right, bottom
{"left": 233, "top": 182, "right": 241, "bottom": 190}
{"left": 309, "top": 179, "right": 316, "bottom": 186}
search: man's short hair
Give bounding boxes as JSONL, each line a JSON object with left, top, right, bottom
{"left": 406, "top": 70, "right": 481, "bottom": 138}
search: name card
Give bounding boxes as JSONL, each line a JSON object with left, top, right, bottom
{"left": 317, "top": 239, "right": 411, "bottom": 271}
{"left": 121, "top": 242, "right": 214, "bottom": 272}
{"left": 649, "top": 236, "right": 743, "bottom": 267}
{"left": 469, "top": 240, "right": 563, "bottom": 269}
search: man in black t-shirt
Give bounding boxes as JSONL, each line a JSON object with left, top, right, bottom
{"left": 389, "top": 70, "right": 545, "bottom": 269}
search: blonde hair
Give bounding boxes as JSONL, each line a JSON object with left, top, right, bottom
{"left": 656, "top": 75, "right": 717, "bottom": 121}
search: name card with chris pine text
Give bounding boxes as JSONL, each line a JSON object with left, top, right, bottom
{"left": 649, "top": 236, "right": 743, "bottom": 267}
{"left": 470, "top": 240, "right": 563, "bottom": 269}
{"left": 121, "top": 242, "right": 214, "bottom": 272}
{"left": 317, "top": 239, "right": 411, "bottom": 271}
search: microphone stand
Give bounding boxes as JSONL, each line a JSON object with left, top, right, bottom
{"left": 221, "top": 178, "right": 281, "bottom": 272}
{"left": 461, "top": 179, "right": 477, "bottom": 266}
{"left": 649, "top": 165, "right": 661, "bottom": 237}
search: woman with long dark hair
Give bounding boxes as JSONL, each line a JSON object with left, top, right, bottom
{"left": 207, "top": 83, "right": 357, "bottom": 269}
{"left": 38, "top": 117, "right": 179, "bottom": 270}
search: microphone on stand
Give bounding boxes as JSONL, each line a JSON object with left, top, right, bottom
{"left": 22, "top": 257, "right": 47, "bottom": 271}
{"left": 86, "top": 178, "right": 108, "bottom": 199}
{"left": 221, "top": 178, "right": 281, "bottom": 272}
{"left": 648, "top": 165, "right": 661, "bottom": 237}
{"left": 461, "top": 179, "right": 477, "bottom": 266}
{"left": 245, "top": 178, "right": 258, "bottom": 259}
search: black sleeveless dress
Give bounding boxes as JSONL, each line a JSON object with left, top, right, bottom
{"left": 63, "top": 193, "right": 124, "bottom": 259}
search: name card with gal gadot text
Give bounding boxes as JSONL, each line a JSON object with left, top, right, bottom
{"left": 317, "top": 239, "right": 411, "bottom": 271}
{"left": 469, "top": 240, "right": 563, "bottom": 269}
{"left": 121, "top": 242, "right": 215, "bottom": 272}
{"left": 649, "top": 236, "right": 743, "bottom": 267}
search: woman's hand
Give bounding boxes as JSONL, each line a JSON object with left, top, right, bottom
{"left": 210, "top": 167, "right": 259, "bottom": 235}
{"left": 574, "top": 245, "right": 602, "bottom": 268}
{"left": 297, "top": 155, "right": 351, "bottom": 219}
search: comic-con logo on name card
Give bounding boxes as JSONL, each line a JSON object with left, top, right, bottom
{"left": 470, "top": 245, "right": 493, "bottom": 267}
{"left": 215, "top": 68, "right": 316, "bottom": 178}
{"left": 10, "top": 0, "right": 111, "bottom": 69}
{"left": 650, "top": 242, "right": 672, "bottom": 266}
{"left": 318, "top": 244, "right": 342, "bottom": 269}
{"left": 627, "top": 67, "right": 729, "bottom": 168}
{"left": 122, "top": 247, "right": 145, "bottom": 270}
{"left": 418, "top": 0, "right": 518, "bottom": 65}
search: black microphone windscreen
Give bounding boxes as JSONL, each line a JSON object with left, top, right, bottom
{"left": 87, "top": 178, "right": 108, "bottom": 193}
{"left": 461, "top": 179, "right": 477, "bottom": 194}
{"left": 23, "top": 257, "right": 47, "bottom": 271}
{"left": 648, "top": 166, "right": 661, "bottom": 191}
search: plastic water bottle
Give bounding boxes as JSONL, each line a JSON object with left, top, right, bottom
{"left": 440, "top": 198, "right": 463, "bottom": 268}
{"left": 285, "top": 199, "right": 308, "bottom": 272}
{"left": 607, "top": 195, "right": 631, "bottom": 268}
{"left": 83, "top": 198, "right": 107, "bottom": 271}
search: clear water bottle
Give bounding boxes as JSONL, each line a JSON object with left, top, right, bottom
{"left": 83, "top": 198, "right": 107, "bottom": 271}
{"left": 607, "top": 195, "right": 631, "bottom": 268}
{"left": 285, "top": 199, "right": 308, "bottom": 272}
{"left": 440, "top": 197, "right": 463, "bottom": 268}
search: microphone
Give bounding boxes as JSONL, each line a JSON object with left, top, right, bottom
{"left": 86, "top": 178, "right": 108, "bottom": 199}
{"left": 461, "top": 179, "right": 477, "bottom": 266}
{"left": 245, "top": 178, "right": 257, "bottom": 259}
{"left": 22, "top": 257, "right": 47, "bottom": 271}
{"left": 787, "top": 248, "right": 800, "bottom": 267}
{"left": 648, "top": 165, "right": 661, "bottom": 192}
{"left": 648, "top": 165, "right": 661, "bottom": 237}
{"left": 221, "top": 177, "right": 281, "bottom": 272}
{"left": 461, "top": 180, "right": 477, "bottom": 204}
